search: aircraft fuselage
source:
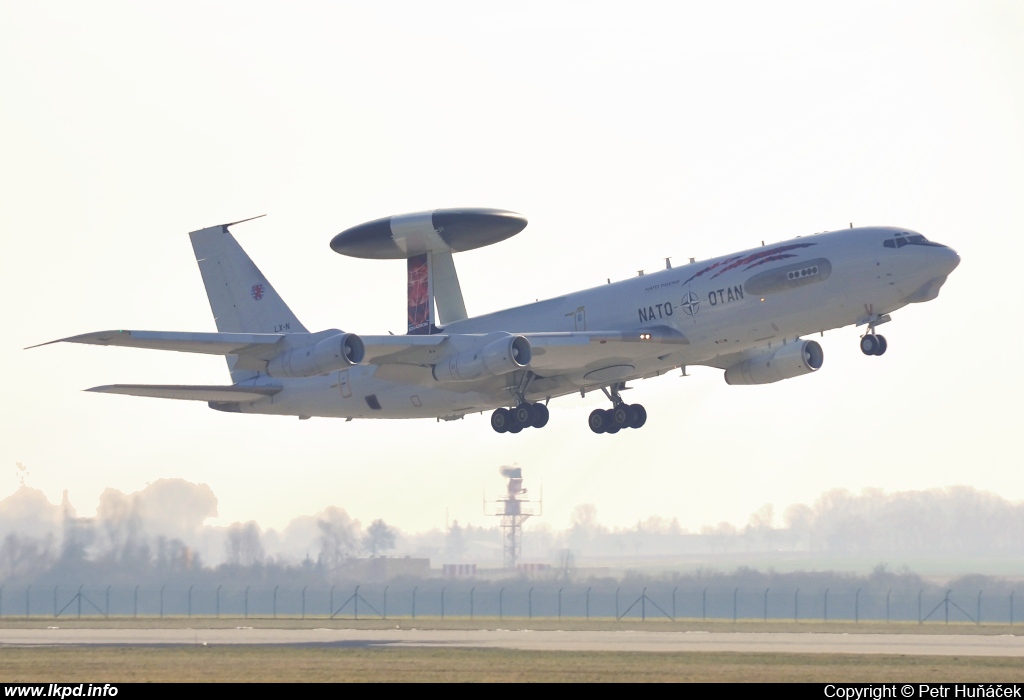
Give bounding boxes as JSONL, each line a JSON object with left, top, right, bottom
{"left": 234, "top": 225, "right": 958, "bottom": 421}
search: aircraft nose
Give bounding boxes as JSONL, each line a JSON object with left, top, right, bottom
{"left": 941, "top": 246, "right": 961, "bottom": 275}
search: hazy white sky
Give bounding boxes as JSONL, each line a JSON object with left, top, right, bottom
{"left": 2, "top": 1, "right": 1022, "bottom": 536}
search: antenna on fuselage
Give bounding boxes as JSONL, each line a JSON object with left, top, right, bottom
{"left": 665, "top": 257, "right": 672, "bottom": 269}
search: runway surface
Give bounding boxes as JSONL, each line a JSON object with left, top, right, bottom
{"left": 2, "top": 628, "right": 1023, "bottom": 656}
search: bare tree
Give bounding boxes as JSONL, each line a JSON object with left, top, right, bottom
{"left": 363, "top": 519, "right": 396, "bottom": 557}
{"left": 224, "top": 521, "right": 264, "bottom": 567}
{"left": 317, "top": 507, "right": 359, "bottom": 571}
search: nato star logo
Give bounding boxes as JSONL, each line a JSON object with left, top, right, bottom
{"left": 680, "top": 290, "right": 700, "bottom": 317}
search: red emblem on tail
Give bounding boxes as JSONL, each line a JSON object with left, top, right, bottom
{"left": 251, "top": 284, "right": 264, "bottom": 301}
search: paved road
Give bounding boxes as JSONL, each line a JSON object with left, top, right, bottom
{"left": 2, "top": 628, "right": 1023, "bottom": 656}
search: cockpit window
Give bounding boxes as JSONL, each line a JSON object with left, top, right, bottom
{"left": 883, "top": 233, "right": 945, "bottom": 249}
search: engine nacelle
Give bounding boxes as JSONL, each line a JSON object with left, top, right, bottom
{"left": 432, "top": 335, "right": 532, "bottom": 382}
{"left": 266, "top": 333, "right": 365, "bottom": 378}
{"left": 724, "top": 339, "right": 824, "bottom": 385}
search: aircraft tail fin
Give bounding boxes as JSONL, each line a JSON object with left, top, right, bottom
{"left": 189, "top": 218, "right": 307, "bottom": 381}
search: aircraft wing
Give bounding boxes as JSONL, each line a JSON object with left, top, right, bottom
{"left": 524, "top": 326, "right": 688, "bottom": 374}
{"left": 31, "top": 330, "right": 285, "bottom": 359}
{"left": 358, "top": 334, "right": 449, "bottom": 364}
{"left": 86, "top": 384, "right": 282, "bottom": 402}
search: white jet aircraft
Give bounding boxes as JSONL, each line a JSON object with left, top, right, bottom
{"left": 36, "top": 209, "right": 959, "bottom": 434}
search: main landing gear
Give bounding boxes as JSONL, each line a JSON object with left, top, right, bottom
{"left": 491, "top": 402, "right": 549, "bottom": 433}
{"left": 490, "top": 371, "right": 550, "bottom": 434}
{"left": 588, "top": 383, "right": 647, "bottom": 434}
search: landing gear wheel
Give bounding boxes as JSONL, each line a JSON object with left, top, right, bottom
{"left": 512, "top": 404, "right": 532, "bottom": 426}
{"left": 490, "top": 407, "right": 511, "bottom": 433}
{"left": 508, "top": 424, "right": 523, "bottom": 434}
{"left": 860, "top": 335, "right": 880, "bottom": 356}
{"left": 612, "top": 405, "right": 630, "bottom": 427}
{"left": 588, "top": 408, "right": 608, "bottom": 434}
{"left": 605, "top": 426, "right": 620, "bottom": 434}
{"left": 529, "top": 403, "right": 550, "bottom": 429}
{"left": 628, "top": 404, "right": 647, "bottom": 429}
{"left": 875, "top": 335, "right": 887, "bottom": 356}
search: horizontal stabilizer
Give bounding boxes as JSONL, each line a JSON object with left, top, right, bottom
{"left": 31, "top": 330, "right": 285, "bottom": 358}
{"left": 86, "top": 384, "right": 282, "bottom": 402}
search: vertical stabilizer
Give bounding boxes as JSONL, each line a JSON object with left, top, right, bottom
{"left": 189, "top": 220, "right": 307, "bottom": 380}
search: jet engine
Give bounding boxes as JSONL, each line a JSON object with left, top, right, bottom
{"left": 266, "top": 333, "right": 365, "bottom": 378}
{"left": 724, "top": 339, "right": 823, "bottom": 385}
{"left": 432, "top": 335, "right": 532, "bottom": 382}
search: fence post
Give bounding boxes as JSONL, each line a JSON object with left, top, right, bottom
{"left": 945, "top": 589, "right": 951, "bottom": 624}
{"left": 855, "top": 588, "right": 861, "bottom": 624}
{"left": 732, "top": 587, "right": 738, "bottom": 623}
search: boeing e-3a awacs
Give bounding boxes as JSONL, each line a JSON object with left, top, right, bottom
{"left": 37, "top": 209, "right": 959, "bottom": 434}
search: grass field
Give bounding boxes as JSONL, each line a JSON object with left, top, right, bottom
{"left": 1, "top": 617, "right": 1021, "bottom": 682}
{"left": 2, "top": 647, "right": 1024, "bottom": 682}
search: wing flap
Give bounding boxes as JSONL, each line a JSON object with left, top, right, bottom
{"left": 525, "top": 326, "right": 688, "bottom": 373}
{"left": 86, "top": 384, "right": 282, "bottom": 402}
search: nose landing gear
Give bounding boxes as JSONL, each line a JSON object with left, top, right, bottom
{"left": 859, "top": 307, "right": 891, "bottom": 356}
{"left": 860, "top": 333, "right": 888, "bottom": 356}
